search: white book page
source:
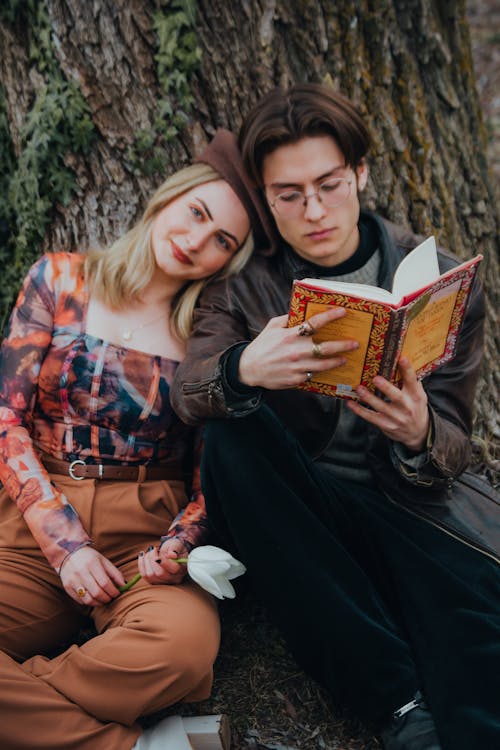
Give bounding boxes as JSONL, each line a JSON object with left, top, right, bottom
{"left": 299, "top": 236, "right": 440, "bottom": 306}
{"left": 391, "top": 236, "right": 439, "bottom": 300}
{"left": 299, "top": 278, "right": 396, "bottom": 303}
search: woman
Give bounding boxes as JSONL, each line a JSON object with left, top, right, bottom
{"left": 0, "top": 130, "right": 273, "bottom": 750}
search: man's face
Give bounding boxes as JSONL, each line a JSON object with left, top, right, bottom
{"left": 262, "top": 135, "right": 367, "bottom": 266}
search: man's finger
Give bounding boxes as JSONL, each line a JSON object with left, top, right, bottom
{"left": 292, "top": 306, "right": 346, "bottom": 335}
{"left": 270, "top": 314, "right": 290, "bottom": 328}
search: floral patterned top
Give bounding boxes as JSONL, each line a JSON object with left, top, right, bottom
{"left": 0, "top": 252, "right": 207, "bottom": 571}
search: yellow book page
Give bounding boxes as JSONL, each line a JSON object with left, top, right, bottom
{"left": 399, "top": 284, "right": 459, "bottom": 372}
{"left": 305, "top": 302, "right": 374, "bottom": 387}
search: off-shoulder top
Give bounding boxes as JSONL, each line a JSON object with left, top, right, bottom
{"left": 0, "top": 252, "right": 207, "bottom": 570}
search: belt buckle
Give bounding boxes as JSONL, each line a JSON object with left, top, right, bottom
{"left": 68, "top": 459, "right": 86, "bottom": 481}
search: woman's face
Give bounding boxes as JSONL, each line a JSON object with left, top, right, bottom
{"left": 151, "top": 180, "right": 250, "bottom": 283}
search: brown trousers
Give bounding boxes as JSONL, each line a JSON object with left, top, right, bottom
{"left": 0, "top": 475, "right": 220, "bottom": 750}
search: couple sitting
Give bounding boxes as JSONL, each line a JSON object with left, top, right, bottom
{"left": 0, "top": 83, "right": 498, "bottom": 750}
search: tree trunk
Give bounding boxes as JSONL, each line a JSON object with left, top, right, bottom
{"left": 1, "top": 0, "right": 498, "bottom": 452}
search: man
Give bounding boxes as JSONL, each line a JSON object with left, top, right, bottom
{"left": 171, "top": 84, "right": 499, "bottom": 750}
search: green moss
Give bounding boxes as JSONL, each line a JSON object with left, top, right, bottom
{"left": 0, "top": 0, "right": 34, "bottom": 25}
{"left": 127, "top": 0, "right": 201, "bottom": 175}
{"left": 0, "top": 0, "right": 95, "bottom": 332}
{"left": 1, "top": 0, "right": 201, "bottom": 328}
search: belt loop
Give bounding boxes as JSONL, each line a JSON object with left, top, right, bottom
{"left": 137, "top": 465, "right": 146, "bottom": 483}
{"left": 98, "top": 464, "right": 104, "bottom": 479}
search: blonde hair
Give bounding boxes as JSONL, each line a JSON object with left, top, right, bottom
{"left": 85, "top": 163, "right": 254, "bottom": 339}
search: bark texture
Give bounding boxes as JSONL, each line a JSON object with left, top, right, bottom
{"left": 0, "top": 0, "right": 498, "bottom": 448}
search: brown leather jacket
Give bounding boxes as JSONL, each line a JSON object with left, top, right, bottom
{"left": 171, "top": 212, "right": 499, "bottom": 562}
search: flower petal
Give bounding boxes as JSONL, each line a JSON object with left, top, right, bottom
{"left": 189, "top": 559, "right": 230, "bottom": 577}
{"left": 186, "top": 546, "right": 246, "bottom": 598}
{"left": 213, "top": 575, "right": 236, "bottom": 599}
{"left": 226, "top": 561, "right": 246, "bottom": 579}
{"left": 189, "top": 545, "right": 232, "bottom": 562}
{"left": 188, "top": 566, "right": 224, "bottom": 599}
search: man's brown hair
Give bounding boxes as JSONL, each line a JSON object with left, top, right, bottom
{"left": 239, "top": 83, "right": 371, "bottom": 187}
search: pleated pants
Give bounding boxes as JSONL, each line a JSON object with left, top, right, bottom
{"left": 0, "top": 474, "right": 220, "bottom": 750}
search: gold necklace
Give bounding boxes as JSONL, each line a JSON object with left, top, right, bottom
{"left": 120, "top": 311, "right": 168, "bottom": 341}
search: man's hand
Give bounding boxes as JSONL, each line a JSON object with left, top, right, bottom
{"left": 239, "top": 309, "right": 359, "bottom": 390}
{"left": 346, "top": 357, "right": 430, "bottom": 452}
{"left": 138, "top": 538, "right": 189, "bottom": 586}
{"left": 60, "top": 546, "right": 126, "bottom": 606}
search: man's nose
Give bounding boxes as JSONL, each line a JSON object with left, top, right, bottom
{"left": 303, "top": 192, "right": 327, "bottom": 221}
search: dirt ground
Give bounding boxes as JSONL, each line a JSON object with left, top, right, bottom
{"left": 148, "top": 6, "right": 499, "bottom": 749}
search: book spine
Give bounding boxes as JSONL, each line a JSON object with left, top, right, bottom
{"left": 378, "top": 307, "right": 405, "bottom": 380}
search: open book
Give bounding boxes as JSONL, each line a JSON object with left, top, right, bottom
{"left": 287, "top": 237, "right": 482, "bottom": 399}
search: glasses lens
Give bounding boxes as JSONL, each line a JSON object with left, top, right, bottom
{"left": 272, "top": 179, "right": 351, "bottom": 217}
{"left": 319, "top": 178, "right": 351, "bottom": 207}
{"left": 273, "top": 191, "right": 304, "bottom": 218}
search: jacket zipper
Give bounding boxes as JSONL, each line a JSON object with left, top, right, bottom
{"left": 182, "top": 377, "right": 214, "bottom": 394}
{"left": 383, "top": 490, "right": 500, "bottom": 565}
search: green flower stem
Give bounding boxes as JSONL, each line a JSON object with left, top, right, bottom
{"left": 118, "top": 574, "right": 141, "bottom": 593}
{"left": 118, "top": 558, "right": 189, "bottom": 593}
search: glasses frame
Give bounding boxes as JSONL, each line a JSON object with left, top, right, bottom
{"left": 267, "top": 177, "right": 354, "bottom": 218}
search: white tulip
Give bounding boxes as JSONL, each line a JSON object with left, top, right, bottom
{"left": 186, "top": 545, "right": 246, "bottom": 599}
{"left": 118, "top": 545, "right": 246, "bottom": 599}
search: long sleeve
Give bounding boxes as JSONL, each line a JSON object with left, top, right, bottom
{"left": 388, "top": 273, "right": 485, "bottom": 487}
{"left": 161, "top": 431, "right": 209, "bottom": 551}
{"left": 0, "top": 256, "right": 91, "bottom": 572}
{"left": 171, "top": 276, "right": 264, "bottom": 425}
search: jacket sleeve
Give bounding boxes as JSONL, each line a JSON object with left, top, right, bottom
{"left": 388, "top": 272, "right": 485, "bottom": 486}
{"left": 0, "top": 256, "right": 91, "bottom": 572}
{"left": 171, "top": 277, "right": 263, "bottom": 425}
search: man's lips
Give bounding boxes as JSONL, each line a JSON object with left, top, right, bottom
{"left": 305, "top": 227, "right": 335, "bottom": 240}
{"left": 171, "top": 240, "right": 193, "bottom": 265}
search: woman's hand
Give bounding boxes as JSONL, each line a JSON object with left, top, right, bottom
{"left": 138, "top": 538, "right": 189, "bottom": 585}
{"left": 346, "top": 357, "right": 430, "bottom": 452}
{"left": 238, "top": 309, "right": 359, "bottom": 390}
{"left": 59, "top": 546, "right": 126, "bottom": 606}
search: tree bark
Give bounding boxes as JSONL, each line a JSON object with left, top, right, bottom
{"left": 0, "top": 0, "right": 498, "bottom": 450}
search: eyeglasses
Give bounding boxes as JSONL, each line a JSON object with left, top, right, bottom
{"left": 267, "top": 177, "right": 353, "bottom": 218}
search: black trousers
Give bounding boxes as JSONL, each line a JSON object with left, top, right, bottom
{"left": 201, "top": 405, "right": 500, "bottom": 750}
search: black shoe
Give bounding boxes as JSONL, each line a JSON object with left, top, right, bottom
{"left": 380, "top": 692, "right": 442, "bottom": 750}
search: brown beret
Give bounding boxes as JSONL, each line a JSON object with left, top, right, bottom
{"left": 196, "top": 129, "right": 278, "bottom": 255}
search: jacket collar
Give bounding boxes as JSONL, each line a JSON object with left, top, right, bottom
{"left": 275, "top": 210, "right": 401, "bottom": 289}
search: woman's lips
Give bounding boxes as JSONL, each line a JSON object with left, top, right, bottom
{"left": 171, "top": 240, "right": 193, "bottom": 265}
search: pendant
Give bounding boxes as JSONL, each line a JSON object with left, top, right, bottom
{"left": 121, "top": 329, "right": 132, "bottom": 341}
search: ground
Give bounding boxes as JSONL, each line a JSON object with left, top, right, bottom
{"left": 145, "top": 591, "right": 382, "bottom": 750}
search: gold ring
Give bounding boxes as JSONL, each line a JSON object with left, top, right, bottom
{"left": 298, "top": 321, "right": 315, "bottom": 337}
{"left": 76, "top": 586, "right": 87, "bottom": 598}
{"left": 312, "top": 342, "right": 322, "bottom": 358}
{"left": 305, "top": 371, "right": 313, "bottom": 382}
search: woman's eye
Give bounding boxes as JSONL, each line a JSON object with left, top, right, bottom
{"left": 215, "top": 233, "right": 231, "bottom": 251}
{"left": 190, "top": 205, "right": 204, "bottom": 220}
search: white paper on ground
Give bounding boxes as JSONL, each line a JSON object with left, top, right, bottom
{"left": 183, "top": 714, "right": 230, "bottom": 750}
{"left": 148, "top": 715, "right": 193, "bottom": 750}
